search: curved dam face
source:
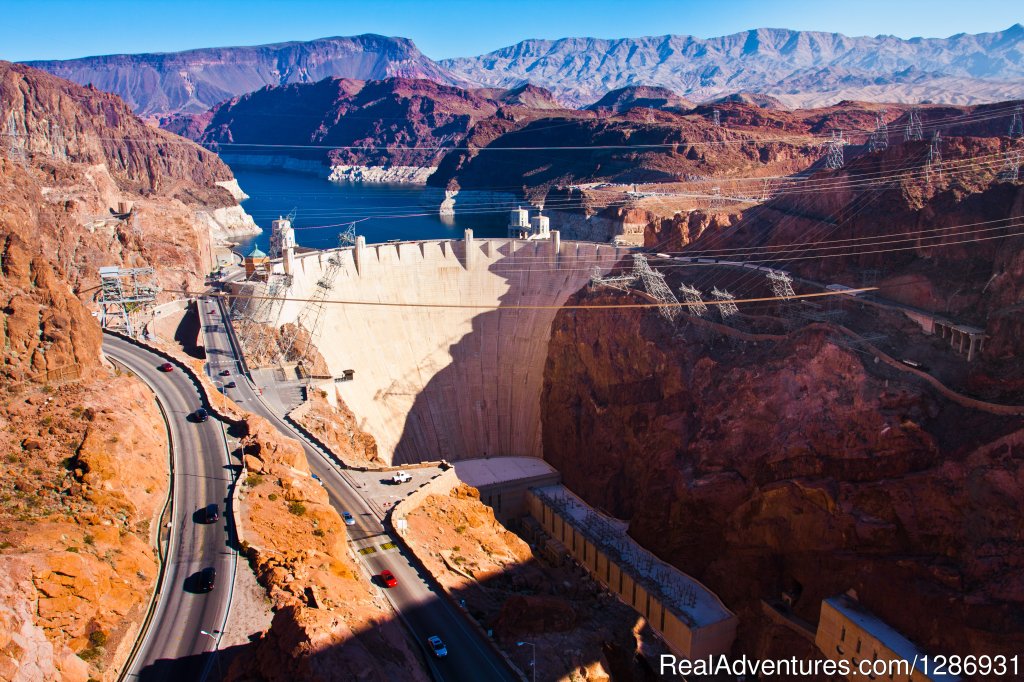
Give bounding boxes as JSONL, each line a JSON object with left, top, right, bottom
{"left": 270, "top": 236, "right": 625, "bottom": 465}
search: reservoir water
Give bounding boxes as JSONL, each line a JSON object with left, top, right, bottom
{"left": 229, "top": 167, "right": 508, "bottom": 252}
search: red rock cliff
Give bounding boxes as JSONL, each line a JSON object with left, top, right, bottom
{"left": 542, "top": 289, "right": 1024, "bottom": 667}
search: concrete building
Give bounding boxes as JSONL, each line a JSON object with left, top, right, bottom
{"left": 243, "top": 246, "right": 269, "bottom": 279}
{"left": 269, "top": 217, "right": 297, "bottom": 275}
{"left": 933, "top": 320, "right": 984, "bottom": 362}
{"left": 816, "top": 594, "right": 961, "bottom": 682}
{"left": 453, "top": 456, "right": 560, "bottom": 521}
{"left": 526, "top": 485, "right": 737, "bottom": 659}
{"left": 508, "top": 207, "right": 551, "bottom": 240}
{"left": 264, "top": 234, "right": 625, "bottom": 464}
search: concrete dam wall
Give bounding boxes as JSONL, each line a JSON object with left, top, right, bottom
{"left": 271, "top": 235, "right": 627, "bottom": 465}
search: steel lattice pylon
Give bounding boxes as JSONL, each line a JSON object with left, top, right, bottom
{"left": 905, "top": 108, "right": 924, "bottom": 142}
{"left": 766, "top": 269, "right": 796, "bottom": 299}
{"left": 240, "top": 273, "right": 292, "bottom": 365}
{"left": 825, "top": 130, "right": 845, "bottom": 169}
{"left": 97, "top": 266, "right": 159, "bottom": 338}
{"left": 1010, "top": 105, "right": 1023, "bottom": 138}
{"left": 999, "top": 150, "right": 1021, "bottom": 182}
{"left": 868, "top": 111, "right": 889, "bottom": 153}
{"left": 927, "top": 131, "right": 943, "bottom": 183}
{"left": 631, "top": 254, "right": 681, "bottom": 321}
{"left": 276, "top": 254, "right": 343, "bottom": 364}
{"left": 711, "top": 287, "right": 738, "bottom": 319}
{"left": 678, "top": 283, "right": 708, "bottom": 317}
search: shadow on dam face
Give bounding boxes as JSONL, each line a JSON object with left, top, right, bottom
{"left": 273, "top": 237, "right": 627, "bottom": 465}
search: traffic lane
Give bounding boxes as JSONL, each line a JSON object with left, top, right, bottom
{"left": 103, "top": 338, "right": 235, "bottom": 681}
{"left": 361, "top": 547, "right": 519, "bottom": 682}
{"left": 196, "top": 306, "right": 519, "bottom": 681}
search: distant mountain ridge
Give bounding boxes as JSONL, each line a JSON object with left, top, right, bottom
{"left": 22, "top": 25, "right": 1024, "bottom": 116}
{"left": 442, "top": 25, "right": 1024, "bottom": 107}
{"left": 23, "top": 34, "right": 459, "bottom": 117}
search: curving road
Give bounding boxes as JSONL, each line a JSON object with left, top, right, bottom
{"left": 197, "top": 298, "right": 520, "bottom": 682}
{"left": 104, "top": 334, "right": 237, "bottom": 682}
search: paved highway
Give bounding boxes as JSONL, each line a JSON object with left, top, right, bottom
{"left": 103, "top": 334, "right": 237, "bottom": 682}
{"left": 196, "top": 297, "right": 521, "bottom": 682}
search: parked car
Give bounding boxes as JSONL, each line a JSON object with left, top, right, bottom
{"left": 391, "top": 471, "right": 412, "bottom": 484}
{"left": 158, "top": 362, "right": 174, "bottom": 372}
{"left": 380, "top": 570, "right": 398, "bottom": 588}
{"left": 202, "top": 503, "right": 219, "bottom": 523}
{"left": 199, "top": 567, "right": 216, "bottom": 592}
{"left": 427, "top": 635, "right": 447, "bottom": 658}
{"left": 194, "top": 407, "right": 209, "bottom": 422}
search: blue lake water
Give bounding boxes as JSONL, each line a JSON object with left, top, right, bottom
{"left": 228, "top": 167, "right": 508, "bottom": 252}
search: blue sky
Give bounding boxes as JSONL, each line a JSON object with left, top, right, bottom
{"left": 2, "top": 0, "right": 1022, "bottom": 62}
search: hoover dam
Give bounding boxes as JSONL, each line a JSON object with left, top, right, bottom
{"left": 257, "top": 230, "right": 627, "bottom": 464}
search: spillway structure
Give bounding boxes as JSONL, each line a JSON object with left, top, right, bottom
{"left": 254, "top": 230, "right": 628, "bottom": 465}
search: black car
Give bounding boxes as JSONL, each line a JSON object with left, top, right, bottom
{"left": 225, "top": 381, "right": 237, "bottom": 389}
{"left": 199, "top": 567, "right": 216, "bottom": 592}
{"left": 194, "top": 407, "right": 209, "bottom": 422}
{"left": 219, "top": 370, "right": 231, "bottom": 377}
{"left": 202, "top": 503, "right": 219, "bottom": 523}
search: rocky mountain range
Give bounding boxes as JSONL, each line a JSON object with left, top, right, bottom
{"left": 169, "top": 77, "right": 575, "bottom": 169}
{"left": 443, "top": 25, "right": 1024, "bottom": 107}
{"left": 24, "top": 34, "right": 458, "bottom": 117}
{"left": 22, "top": 25, "right": 1024, "bottom": 117}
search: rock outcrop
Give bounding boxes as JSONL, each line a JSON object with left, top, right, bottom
{"left": 0, "top": 61, "right": 258, "bottom": 298}
{"left": 227, "top": 416, "right": 426, "bottom": 682}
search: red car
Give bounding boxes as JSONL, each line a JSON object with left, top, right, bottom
{"left": 158, "top": 362, "right": 174, "bottom": 372}
{"left": 380, "top": 570, "right": 398, "bottom": 588}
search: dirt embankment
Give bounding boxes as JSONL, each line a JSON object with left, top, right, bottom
{"left": 404, "top": 483, "right": 673, "bottom": 681}
{"left": 226, "top": 415, "right": 427, "bottom": 682}
{"left": 541, "top": 286, "right": 1024, "bottom": 670}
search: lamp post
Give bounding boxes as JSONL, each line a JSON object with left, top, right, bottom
{"left": 200, "top": 629, "right": 223, "bottom": 680}
{"left": 516, "top": 641, "right": 536, "bottom": 682}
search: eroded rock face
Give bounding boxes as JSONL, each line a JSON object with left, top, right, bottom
{"left": 0, "top": 61, "right": 257, "bottom": 298}
{"left": 0, "top": 378, "right": 169, "bottom": 681}
{"left": 227, "top": 416, "right": 427, "bottom": 682}
{"left": 542, "top": 289, "right": 1024, "bottom": 664}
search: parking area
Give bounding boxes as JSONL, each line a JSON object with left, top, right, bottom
{"left": 344, "top": 465, "right": 445, "bottom": 518}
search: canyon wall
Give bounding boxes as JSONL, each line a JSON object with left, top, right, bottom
{"left": 0, "top": 61, "right": 258, "bottom": 297}
{"left": 541, "top": 287, "right": 1024, "bottom": 667}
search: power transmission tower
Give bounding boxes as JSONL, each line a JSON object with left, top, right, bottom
{"left": 867, "top": 110, "right": 889, "bottom": 153}
{"left": 590, "top": 266, "right": 638, "bottom": 292}
{"left": 97, "top": 266, "right": 160, "bottom": 338}
{"left": 825, "top": 130, "right": 845, "bottom": 169}
{"left": 677, "top": 284, "right": 708, "bottom": 317}
{"left": 766, "top": 269, "right": 796, "bottom": 300}
{"left": 1010, "top": 105, "right": 1023, "bottom": 138}
{"left": 338, "top": 222, "right": 357, "bottom": 247}
{"left": 711, "top": 109, "right": 721, "bottom": 127}
{"left": 711, "top": 287, "right": 738, "bottom": 320}
{"left": 631, "top": 254, "right": 681, "bottom": 322}
{"left": 275, "top": 225, "right": 358, "bottom": 366}
{"left": 999, "top": 150, "right": 1021, "bottom": 182}
{"left": 238, "top": 273, "right": 292, "bottom": 366}
{"left": 927, "top": 131, "right": 943, "bottom": 184}
{"left": 905, "top": 108, "right": 923, "bottom": 142}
